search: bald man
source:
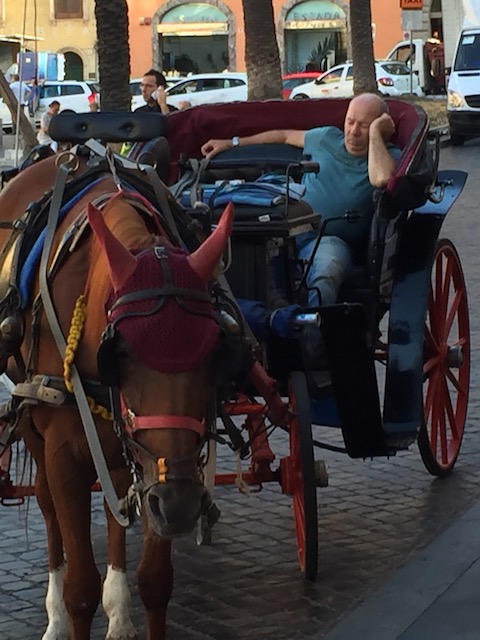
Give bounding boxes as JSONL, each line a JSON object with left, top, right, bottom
{"left": 201, "top": 93, "right": 401, "bottom": 307}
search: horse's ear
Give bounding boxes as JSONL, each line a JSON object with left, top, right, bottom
{"left": 87, "top": 203, "right": 137, "bottom": 291}
{"left": 188, "top": 202, "right": 234, "bottom": 285}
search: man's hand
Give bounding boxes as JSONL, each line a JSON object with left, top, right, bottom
{"left": 155, "top": 87, "right": 170, "bottom": 115}
{"left": 370, "top": 112, "right": 395, "bottom": 142}
{"left": 201, "top": 139, "right": 231, "bottom": 160}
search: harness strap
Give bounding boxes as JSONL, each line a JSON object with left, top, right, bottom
{"left": 109, "top": 285, "right": 212, "bottom": 312}
{"left": 38, "top": 161, "right": 129, "bottom": 528}
{"left": 130, "top": 415, "right": 205, "bottom": 437}
{"left": 143, "top": 165, "right": 182, "bottom": 246}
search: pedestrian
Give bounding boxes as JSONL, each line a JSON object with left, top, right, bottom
{"left": 9, "top": 73, "right": 30, "bottom": 133}
{"left": 27, "top": 77, "right": 40, "bottom": 117}
{"left": 134, "top": 69, "right": 174, "bottom": 115}
{"left": 89, "top": 100, "right": 100, "bottom": 112}
{"left": 37, "top": 100, "right": 61, "bottom": 152}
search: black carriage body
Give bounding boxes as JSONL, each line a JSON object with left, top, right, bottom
{"left": 167, "top": 99, "right": 468, "bottom": 461}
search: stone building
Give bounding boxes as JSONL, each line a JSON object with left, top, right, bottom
{"left": 127, "top": 0, "right": 464, "bottom": 78}
{"left": 0, "top": 1, "right": 468, "bottom": 82}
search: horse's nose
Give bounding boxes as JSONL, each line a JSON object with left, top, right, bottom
{"left": 145, "top": 482, "right": 210, "bottom": 538}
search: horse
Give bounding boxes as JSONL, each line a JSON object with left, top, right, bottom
{"left": 0, "top": 151, "right": 234, "bottom": 639}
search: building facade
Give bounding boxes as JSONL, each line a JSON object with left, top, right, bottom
{"left": 0, "top": 1, "right": 468, "bottom": 83}
{"left": 127, "top": 0, "right": 465, "bottom": 79}
{"left": 0, "top": 0, "right": 98, "bottom": 80}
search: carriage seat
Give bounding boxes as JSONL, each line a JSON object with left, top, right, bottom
{"left": 167, "top": 99, "right": 432, "bottom": 308}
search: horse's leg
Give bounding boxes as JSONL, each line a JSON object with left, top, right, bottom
{"left": 102, "top": 468, "right": 137, "bottom": 640}
{"left": 137, "top": 526, "right": 173, "bottom": 640}
{"left": 36, "top": 467, "right": 70, "bottom": 640}
{"left": 21, "top": 416, "right": 70, "bottom": 639}
{"left": 43, "top": 434, "right": 101, "bottom": 639}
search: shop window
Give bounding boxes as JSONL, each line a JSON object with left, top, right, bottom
{"left": 55, "top": 0, "right": 83, "bottom": 19}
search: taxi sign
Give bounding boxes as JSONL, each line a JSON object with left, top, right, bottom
{"left": 400, "top": 0, "right": 423, "bottom": 8}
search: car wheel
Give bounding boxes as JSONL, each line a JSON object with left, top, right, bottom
{"left": 293, "top": 94, "right": 309, "bottom": 100}
{"left": 450, "top": 133, "right": 465, "bottom": 146}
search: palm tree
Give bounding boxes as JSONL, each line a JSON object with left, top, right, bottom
{"left": 242, "top": 0, "right": 283, "bottom": 100}
{"left": 94, "top": 0, "right": 131, "bottom": 111}
{"left": 349, "top": 0, "right": 377, "bottom": 95}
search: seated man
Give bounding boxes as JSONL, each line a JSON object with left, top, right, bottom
{"left": 201, "top": 93, "right": 401, "bottom": 307}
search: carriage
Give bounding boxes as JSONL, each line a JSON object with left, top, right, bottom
{"left": 0, "top": 96, "right": 469, "bottom": 635}
{"left": 162, "top": 97, "right": 469, "bottom": 580}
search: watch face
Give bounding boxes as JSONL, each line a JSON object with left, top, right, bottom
{"left": 232, "top": 136, "right": 239, "bottom": 146}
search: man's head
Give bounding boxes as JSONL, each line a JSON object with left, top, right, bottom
{"left": 141, "top": 69, "right": 167, "bottom": 103}
{"left": 49, "top": 100, "right": 61, "bottom": 114}
{"left": 10, "top": 74, "right": 19, "bottom": 82}
{"left": 344, "top": 93, "right": 389, "bottom": 157}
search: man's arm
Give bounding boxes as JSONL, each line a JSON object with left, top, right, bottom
{"left": 368, "top": 113, "right": 397, "bottom": 188}
{"left": 155, "top": 87, "right": 171, "bottom": 115}
{"left": 201, "top": 129, "right": 306, "bottom": 160}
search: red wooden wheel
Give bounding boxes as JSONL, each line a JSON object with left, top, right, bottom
{"left": 419, "top": 239, "right": 470, "bottom": 476}
{"left": 284, "top": 371, "right": 318, "bottom": 581}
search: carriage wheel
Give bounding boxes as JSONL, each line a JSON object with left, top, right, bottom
{"left": 288, "top": 371, "right": 318, "bottom": 581}
{"left": 419, "top": 239, "right": 470, "bottom": 477}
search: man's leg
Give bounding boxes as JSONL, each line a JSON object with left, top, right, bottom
{"left": 297, "top": 234, "right": 353, "bottom": 306}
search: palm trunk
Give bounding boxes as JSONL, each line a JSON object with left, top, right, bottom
{"left": 95, "top": 0, "right": 131, "bottom": 111}
{"left": 350, "top": 0, "right": 377, "bottom": 95}
{"left": 243, "top": 0, "right": 283, "bottom": 100}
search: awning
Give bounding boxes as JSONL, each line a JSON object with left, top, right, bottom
{"left": 285, "top": 0, "right": 346, "bottom": 30}
{"left": 158, "top": 22, "right": 228, "bottom": 36}
{"left": 159, "top": 2, "right": 228, "bottom": 37}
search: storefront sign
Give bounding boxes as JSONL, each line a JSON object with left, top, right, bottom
{"left": 285, "top": 19, "right": 345, "bottom": 29}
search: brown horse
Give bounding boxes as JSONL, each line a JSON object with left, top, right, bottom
{"left": 0, "top": 154, "right": 233, "bottom": 639}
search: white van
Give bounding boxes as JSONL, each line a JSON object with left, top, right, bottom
{"left": 447, "top": 28, "right": 480, "bottom": 145}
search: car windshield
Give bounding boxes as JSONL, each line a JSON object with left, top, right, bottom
{"left": 454, "top": 33, "right": 480, "bottom": 71}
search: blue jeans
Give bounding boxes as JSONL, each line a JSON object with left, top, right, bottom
{"left": 296, "top": 233, "right": 353, "bottom": 306}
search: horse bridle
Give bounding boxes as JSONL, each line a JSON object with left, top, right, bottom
{"left": 100, "top": 244, "right": 218, "bottom": 486}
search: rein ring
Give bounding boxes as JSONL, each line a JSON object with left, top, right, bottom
{"left": 55, "top": 150, "right": 80, "bottom": 172}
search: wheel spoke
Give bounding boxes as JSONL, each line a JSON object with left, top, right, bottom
{"left": 442, "top": 374, "right": 459, "bottom": 442}
{"left": 424, "top": 321, "right": 440, "bottom": 353}
{"left": 443, "top": 289, "right": 464, "bottom": 339}
{"left": 424, "top": 367, "right": 440, "bottom": 422}
{"left": 423, "top": 353, "right": 441, "bottom": 376}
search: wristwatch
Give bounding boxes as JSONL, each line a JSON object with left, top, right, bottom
{"left": 232, "top": 136, "right": 240, "bottom": 147}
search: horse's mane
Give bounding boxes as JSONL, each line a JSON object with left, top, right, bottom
{"left": 82, "top": 197, "right": 158, "bottom": 357}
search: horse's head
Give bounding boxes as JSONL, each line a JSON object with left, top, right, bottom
{"left": 87, "top": 202, "right": 234, "bottom": 537}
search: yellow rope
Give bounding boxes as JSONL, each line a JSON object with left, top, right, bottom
{"left": 63, "top": 295, "right": 112, "bottom": 420}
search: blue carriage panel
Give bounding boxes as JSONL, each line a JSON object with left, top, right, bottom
{"left": 382, "top": 170, "right": 468, "bottom": 449}
{"left": 317, "top": 304, "right": 389, "bottom": 458}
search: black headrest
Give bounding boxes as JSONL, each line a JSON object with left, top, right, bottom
{"left": 50, "top": 111, "right": 169, "bottom": 143}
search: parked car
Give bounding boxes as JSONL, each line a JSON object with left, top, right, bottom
{"left": 289, "top": 61, "right": 422, "bottom": 100}
{"left": 0, "top": 80, "right": 100, "bottom": 130}
{"left": 164, "top": 73, "right": 248, "bottom": 108}
{"left": 282, "top": 72, "right": 322, "bottom": 99}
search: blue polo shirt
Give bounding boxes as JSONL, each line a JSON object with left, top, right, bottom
{"left": 301, "top": 126, "right": 401, "bottom": 249}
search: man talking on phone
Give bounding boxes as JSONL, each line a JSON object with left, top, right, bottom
{"left": 134, "top": 69, "right": 173, "bottom": 115}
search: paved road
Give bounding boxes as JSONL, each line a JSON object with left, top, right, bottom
{"left": 1, "top": 141, "right": 480, "bottom": 639}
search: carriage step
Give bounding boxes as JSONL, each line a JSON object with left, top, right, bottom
{"left": 314, "top": 460, "right": 329, "bottom": 487}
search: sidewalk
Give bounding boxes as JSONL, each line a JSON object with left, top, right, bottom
{"left": 322, "top": 500, "right": 480, "bottom": 640}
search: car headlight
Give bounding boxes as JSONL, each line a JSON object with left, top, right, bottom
{"left": 448, "top": 90, "right": 465, "bottom": 109}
